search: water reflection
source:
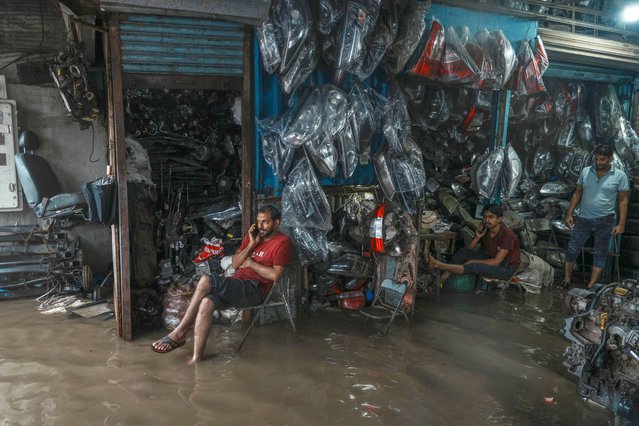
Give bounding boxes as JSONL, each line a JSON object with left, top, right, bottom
{"left": 0, "top": 289, "right": 613, "bottom": 425}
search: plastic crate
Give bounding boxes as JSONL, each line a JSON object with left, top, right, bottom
{"left": 446, "top": 274, "right": 477, "bottom": 293}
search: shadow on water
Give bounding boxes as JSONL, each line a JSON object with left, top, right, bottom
{"left": 0, "top": 288, "right": 613, "bottom": 425}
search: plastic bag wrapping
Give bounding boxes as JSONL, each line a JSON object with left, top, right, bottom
{"left": 515, "top": 252, "right": 554, "bottom": 294}
{"left": 493, "top": 30, "right": 518, "bottom": 88}
{"left": 305, "top": 133, "right": 338, "bottom": 177}
{"left": 504, "top": 0, "right": 529, "bottom": 10}
{"left": 383, "top": 88, "right": 411, "bottom": 153}
{"left": 383, "top": 0, "right": 429, "bottom": 75}
{"left": 319, "top": 0, "right": 345, "bottom": 35}
{"left": 614, "top": 117, "right": 639, "bottom": 172}
{"left": 594, "top": 84, "right": 623, "bottom": 143}
{"left": 534, "top": 35, "right": 549, "bottom": 75}
{"left": 475, "top": 29, "right": 517, "bottom": 90}
{"left": 322, "top": 84, "right": 350, "bottom": 137}
{"left": 283, "top": 88, "right": 323, "bottom": 146}
{"left": 529, "top": 145, "right": 556, "bottom": 180}
{"left": 338, "top": 120, "right": 358, "bottom": 178}
{"left": 280, "top": 32, "right": 319, "bottom": 95}
{"left": 280, "top": 156, "right": 333, "bottom": 230}
{"left": 201, "top": 201, "right": 242, "bottom": 222}
{"left": 472, "top": 147, "right": 505, "bottom": 199}
{"left": 439, "top": 26, "right": 478, "bottom": 84}
{"left": 81, "top": 176, "right": 118, "bottom": 225}
{"left": 576, "top": 110, "right": 594, "bottom": 149}
{"left": 350, "top": 82, "right": 382, "bottom": 154}
{"left": 336, "top": 0, "right": 382, "bottom": 75}
{"left": 257, "top": 21, "right": 282, "bottom": 74}
{"left": 258, "top": 116, "right": 296, "bottom": 181}
{"left": 500, "top": 144, "right": 523, "bottom": 199}
{"left": 327, "top": 253, "right": 373, "bottom": 277}
{"left": 407, "top": 18, "right": 444, "bottom": 79}
{"left": 290, "top": 227, "right": 330, "bottom": 265}
{"left": 278, "top": 0, "right": 313, "bottom": 73}
{"left": 357, "top": 22, "right": 393, "bottom": 79}
{"left": 512, "top": 39, "right": 546, "bottom": 95}
{"left": 555, "top": 119, "right": 577, "bottom": 149}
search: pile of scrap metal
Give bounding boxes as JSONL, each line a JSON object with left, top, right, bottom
{"left": 562, "top": 281, "right": 639, "bottom": 425}
{"left": 122, "top": 89, "right": 244, "bottom": 327}
{"left": 0, "top": 225, "right": 89, "bottom": 300}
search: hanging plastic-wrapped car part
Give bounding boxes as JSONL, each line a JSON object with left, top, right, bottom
{"left": 338, "top": 120, "right": 358, "bottom": 179}
{"left": 336, "top": 0, "right": 382, "bottom": 75}
{"left": 291, "top": 227, "right": 330, "bottom": 265}
{"left": 511, "top": 39, "right": 546, "bottom": 95}
{"left": 357, "top": 22, "right": 393, "bottom": 80}
{"left": 386, "top": 139, "right": 426, "bottom": 213}
{"left": 439, "top": 26, "right": 479, "bottom": 84}
{"left": 369, "top": 203, "right": 385, "bottom": 253}
{"left": 529, "top": 145, "right": 556, "bottom": 180}
{"left": 383, "top": 87, "right": 411, "bottom": 152}
{"left": 257, "top": 20, "right": 282, "bottom": 74}
{"left": 534, "top": 35, "right": 549, "bottom": 75}
{"left": 593, "top": 84, "right": 622, "bottom": 143}
{"left": 319, "top": 0, "right": 345, "bottom": 35}
{"left": 614, "top": 117, "right": 639, "bottom": 170}
{"left": 383, "top": 0, "right": 429, "bottom": 75}
{"left": 493, "top": 30, "right": 518, "bottom": 89}
{"left": 281, "top": 156, "right": 333, "bottom": 231}
{"left": 374, "top": 144, "right": 397, "bottom": 201}
{"left": 258, "top": 116, "right": 296, "bottom": 182}
{"left": 280, "top": 32, "right": 319, "bottom": 95}
{"left": 407, "top": 18, "right": 444, "bottom": 79}
{"left": 576, "top": 110, "right": 594, "bottom": 149}
{"left": 472, "top": 147, "right": 505, "bottom": 199}
{"left": 279, "top": 0, "right": 312, "bottom": 73}
{"left": 475, "top": 29, "right": 497, "bottom": 90}
{"left": 305, "top": 133, "right": 338, "bottom": 177}
{"left": 282, "top": 88, "right": 323, "bottom": 146}
{"left": 555, "top": 120, "right": 578, "bottom": 149}
{"left": 322, "top": 84, "right": 350, "bottom": 137}
{"left": 350, "top": 82, "right": 382, "bottom": 156}
{"left": 540, "top": 181, "right": 576, "bottom": 198}
{"left": 501, "top": 144, "right": 523, "bottom": 199}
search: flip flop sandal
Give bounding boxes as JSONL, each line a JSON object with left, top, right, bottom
{"left": 151, "top": 336, "right": 185, "bottom": 354}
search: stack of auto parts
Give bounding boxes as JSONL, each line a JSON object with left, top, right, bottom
{"left": 0, "top": 225, "right": 88, "bottom": 300}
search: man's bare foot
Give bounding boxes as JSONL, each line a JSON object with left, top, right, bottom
{"left": 426, "top": 254, "right": 440, "bottom": 269}
{"left": 187, "top": 357, "right": 200, "bottom": 365}
{"left": 151, "top": 330, "right": 186, "bottom": 353}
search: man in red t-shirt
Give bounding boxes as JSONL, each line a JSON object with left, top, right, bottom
{"left": 151, "top": 205, "right": 293, "bottom": 363}
{"left": 428, "top": 204, "right": 521, "bottom": 294}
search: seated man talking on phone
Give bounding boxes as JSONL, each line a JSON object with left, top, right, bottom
{"left": 427, "top": 204, "right": 521, "bottom": 294}
{"left": 151, "top": 205, "right": 292, "bottom": 363}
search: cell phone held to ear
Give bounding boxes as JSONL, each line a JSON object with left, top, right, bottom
{"left": 251, "top": 224, "right": 259, "bottom": 237}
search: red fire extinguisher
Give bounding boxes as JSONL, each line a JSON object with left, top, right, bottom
{"left": 369, "top": 203, "right": 385, "bottom": 254}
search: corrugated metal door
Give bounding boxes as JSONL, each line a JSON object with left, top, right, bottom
{"left": 119, "top": 15, "right": 245, "bottom": 76}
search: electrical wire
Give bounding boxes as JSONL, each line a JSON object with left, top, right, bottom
{"left": 0, "top": 0, "right": 45, "bottom": 71}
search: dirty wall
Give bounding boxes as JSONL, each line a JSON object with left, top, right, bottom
{"left": 0, "top": 84, "right": 112, "bottom": 273}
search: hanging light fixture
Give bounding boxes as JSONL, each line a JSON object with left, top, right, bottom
{"left": 622, "top": 4, "right": 639, "bottom": 23}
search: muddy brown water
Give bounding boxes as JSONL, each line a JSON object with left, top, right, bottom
{"left": 1, "top": 289, "right": 613, "bottom": 425}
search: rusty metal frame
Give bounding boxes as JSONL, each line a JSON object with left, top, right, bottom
{"left": 240, "top": 25, "right": 255, "bottom": 235}
{"left": 108, "top": 14, "right": 132, "bottom": 341}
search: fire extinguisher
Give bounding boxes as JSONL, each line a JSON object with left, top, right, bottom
{"left": 369, "top": 203, "right": 385, "bottom": 253}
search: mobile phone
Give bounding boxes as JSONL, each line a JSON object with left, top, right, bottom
{"left": 251, "top": 223, "right": 260, "bottom": 237}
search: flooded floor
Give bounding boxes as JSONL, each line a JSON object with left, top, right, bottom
{"left": 0, "top": 289, "right": 613, "bottom": 425}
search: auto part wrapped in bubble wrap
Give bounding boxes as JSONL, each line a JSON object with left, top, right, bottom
{"left": 407, "top": 18, "right": 444, "bottom": 79}
{"left": 279, "top": 0, "right": 313, "bottom": 74}
{"left": 336, "top": 0, "right": 382, "bottom": 75}
{"left": 383, "top": 0, "right": 430, "bottom": 75}
{"left": 290, "top": 227, "right": 330, "bottom": 265}
{"left": 319, "top": 0, "right": 345, "bottom": 35}
{"left": 338, "top": 120, "right": 358, "bottom": 179}
{"left": 439, "top": 26, "right": 478, "bottom": 84}
{"left": 305, "top": 133, "right": 338, "bottom": 177}
{"left": 472, "top": 147, "right": 505, "bottom": 199}
{"left": 280, "top": 32, "right": 319, "bottom": 95}
{"left": 258, "top": 116, "right": 296, "bottom": 182}
{"left": 257, "top": 20, "right": 282, "bottom": 74}
{"left": 282, "top": 88, "right": 323, "bottom": 147}
{"left": 281, "top": 156, "right": 332, "bottom": 230}
{"left": 322, "top": 84, "right": 351, "bottom": 137}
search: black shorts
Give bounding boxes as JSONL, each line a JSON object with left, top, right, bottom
{"left": 204, "top": 275, "right": 263, "bottom": 310}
